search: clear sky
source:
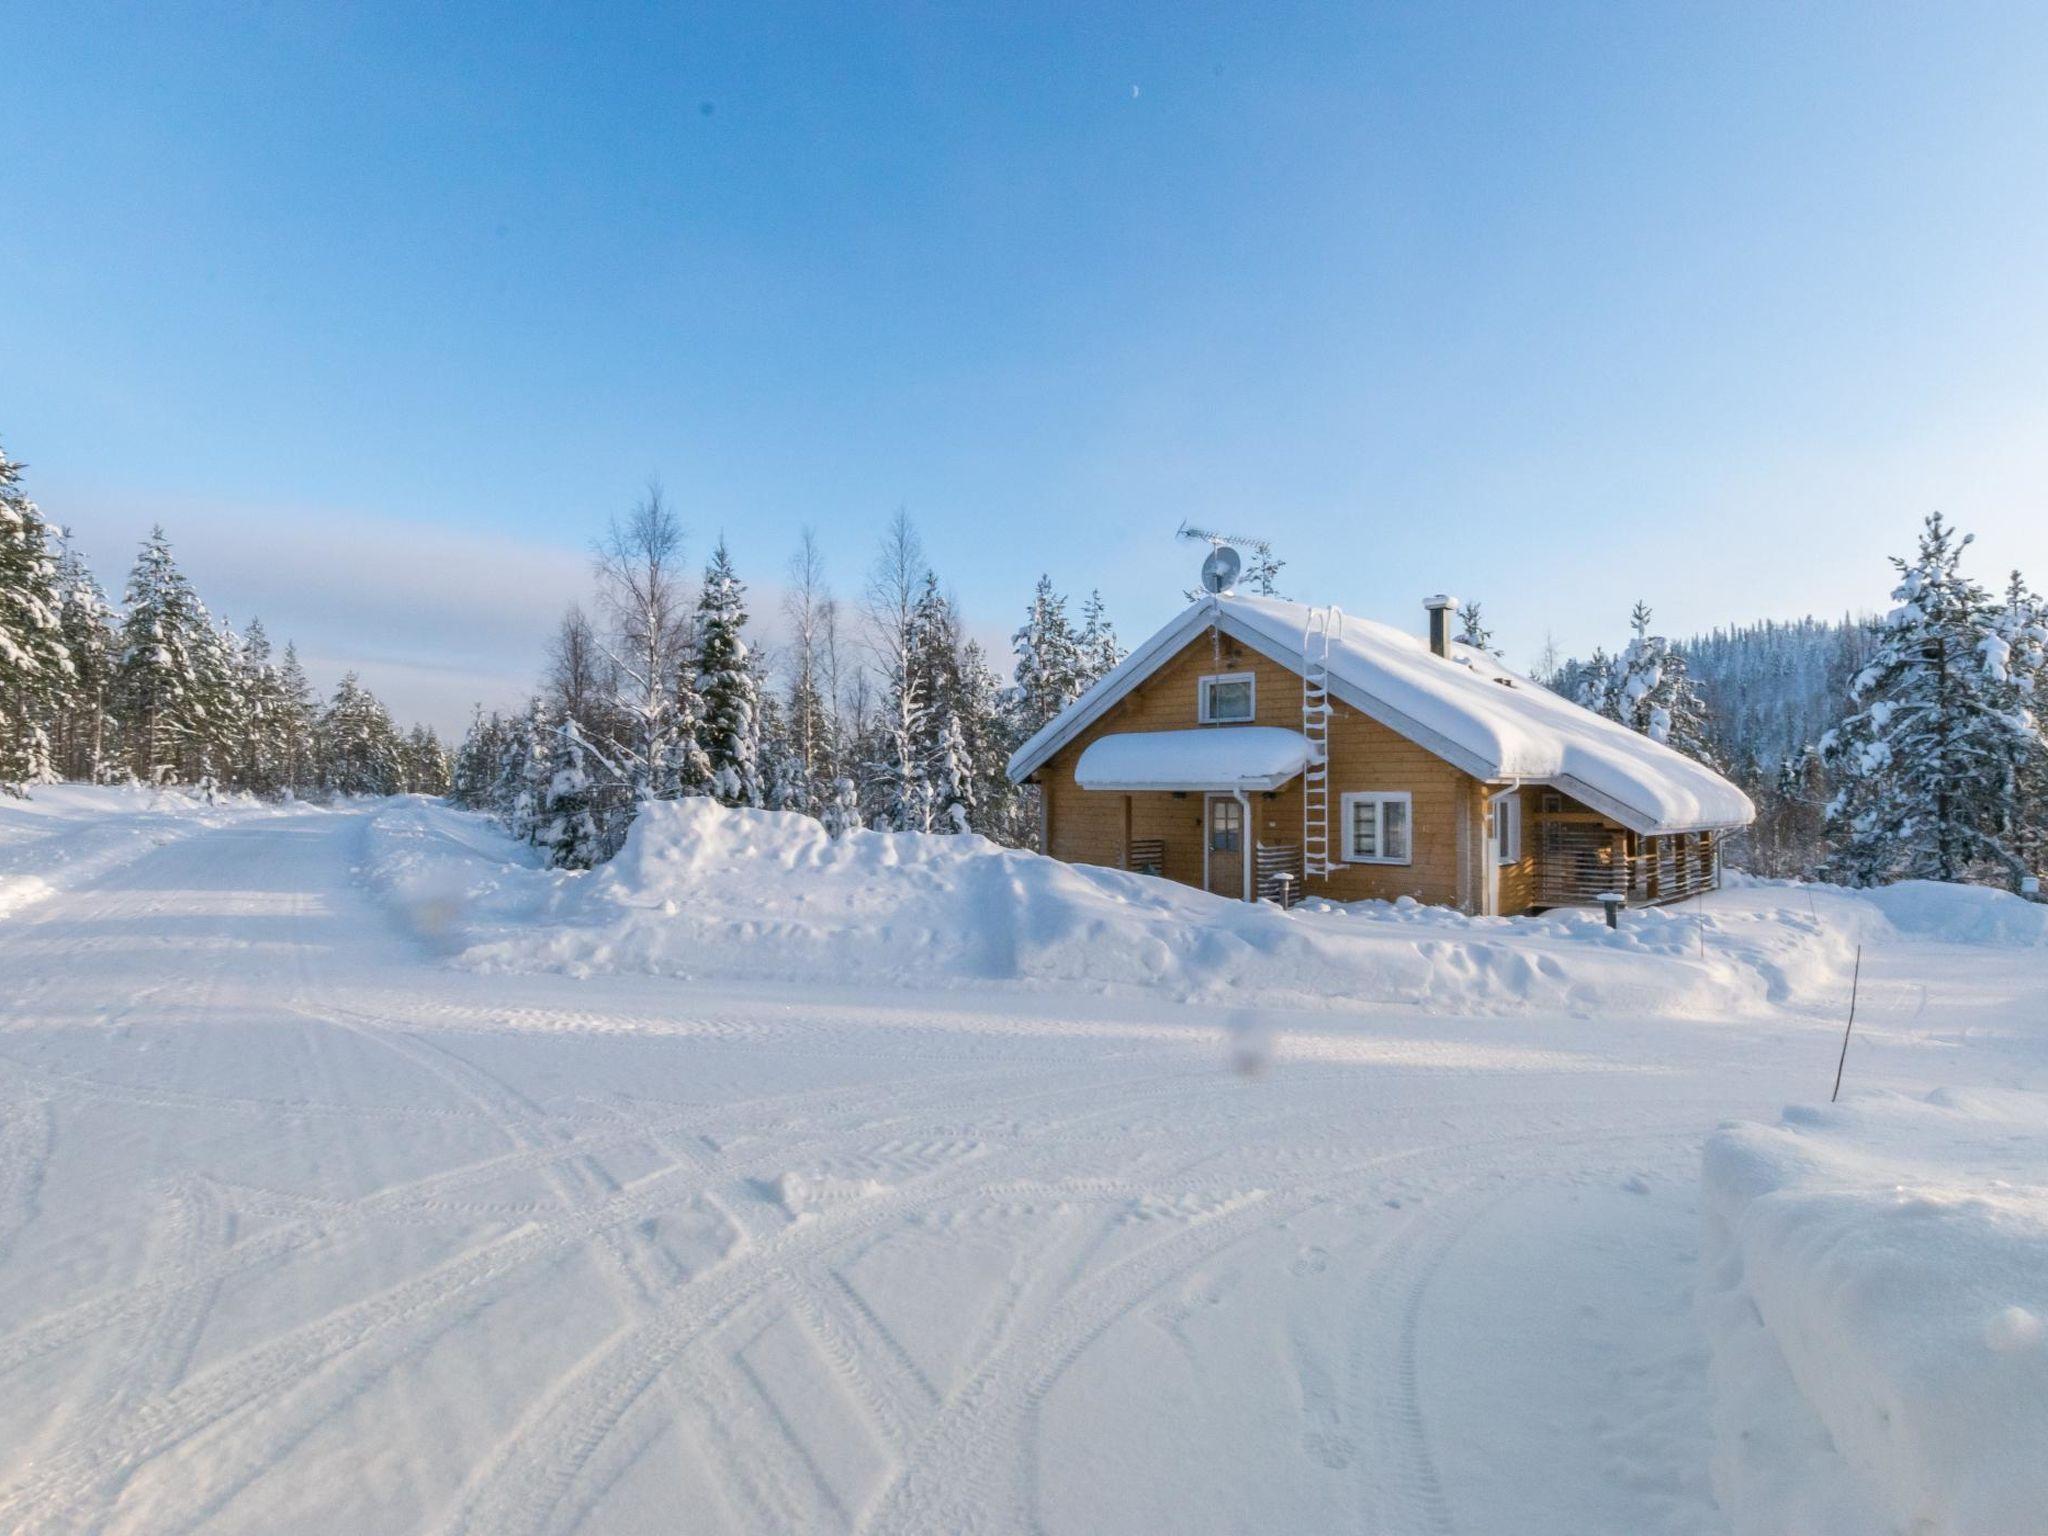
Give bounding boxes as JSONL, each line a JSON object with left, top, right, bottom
{"left": 7, "top": 1, "right": 2048, "bottom": 732}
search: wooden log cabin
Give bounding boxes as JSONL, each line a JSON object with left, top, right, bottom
{"left": 1007, "top": 593, "right": 1754, "bottom": 914}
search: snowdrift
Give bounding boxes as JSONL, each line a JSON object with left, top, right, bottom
{"left": 410, "top": 798, "right": 1872, "bottom": 1018}
{"left": 1700, "top": 1090, "right": 2048, "bottom": 1536}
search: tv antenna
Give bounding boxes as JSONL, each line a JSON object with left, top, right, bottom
{"left": 1177, "top": 520, "right": 1274, "bottom": 596}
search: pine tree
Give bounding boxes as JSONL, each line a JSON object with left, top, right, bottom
{"left": 1609, "top": 602, "right": 1716, "bottom": 764}
{"left": 401, "top": 724, "right": 453, "bottom": 795}
{"left": 538, "top": 719, "right": 602, "bottom": 867}
{"left": 1571, "top": 648, "right": 1619, "bottom": 721}
{"left": 451, "top": 706, "right": 505, "bottom": 808}
{"left": 275, "top": 643, "right": 318, "bottom": 795}
{"left": 1076, "top": 590, "right": 1124, "bottom": 689}
{"left": 1989, "top": 570, "right": 2048, "bottom": 880}
{"left": 503, "top": 698, "right": 554, "bottom": 840}
{"left": 114, "top": 528, "right": 208, "bottom": 784}
{"left": 316, "top": 673, "right": 405, "bottom": 796}
{"left": 694, "top": 538, "right": 762, "bottom": 807}
{"left": 1822, "top": 514, "right": 2032, "bottom": 884}
{"left": 1244, "top": 544, "right": 1286, "bottom": 598}
{"left": 0, "top": 444, "right": 74, "bottom": 793}
{"left": 52, "top": 539, "right": 116, "bottom": 784}
{"left": 821, "top": 774, "right": 862, "bottom": 837}
{"left": 671, "top": 636, "right": 715, "bottom": 797}
{"left": 1010, "top": 576, "right": 1084, "bottom": 739}
{"left": 1456, "top": 601, "right": 1501, "bottom": 657}
{"left": 956, "top": 638, "right": 1018, "bottom": 841}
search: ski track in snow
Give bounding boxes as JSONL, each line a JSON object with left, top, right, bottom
{"left": 0, "top": 797, "right": 2041, "bottom": 1535}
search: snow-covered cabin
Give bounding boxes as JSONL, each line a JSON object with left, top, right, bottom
{"left": 1007, "top": 594, "right": 1754, "bottom": 913}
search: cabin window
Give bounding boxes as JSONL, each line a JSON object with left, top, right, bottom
{"left": 1198, "top": 671, "right": 1256, "bottom": 724}
{"left": 1495, "top": 794, "right": 1522, "bottom": 865}
{"left": 1209, "top": 797, "right": 1243, "bottom": 853}
{"left": 1341, "top": 791, "right": 1412, "bottom": 864}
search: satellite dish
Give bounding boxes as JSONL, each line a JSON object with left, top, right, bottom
{"left": 1200, "top": 544, "right": 1242, "bottom": 594}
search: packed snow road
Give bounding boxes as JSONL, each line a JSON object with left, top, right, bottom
{"left": 0, "top": 797, "right": 2040, "bottom": 1535}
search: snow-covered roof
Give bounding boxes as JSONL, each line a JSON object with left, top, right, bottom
{"left": 1073, "top": 727, "right": 1316, "bottom": 793}
{"left": 1009, "top": 594, "right": 1754, "bottom": 835}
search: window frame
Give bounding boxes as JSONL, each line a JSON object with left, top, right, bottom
{"left": 1494, "top": 793, "right": 1523, "bottom": 866}
{"left": 1196, "top": 670, "right": 1257, "bottom": 725}
{"left": 1340, "top": 790, "right": 1414, "bottom": 866}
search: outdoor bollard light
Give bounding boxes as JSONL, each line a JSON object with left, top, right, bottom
{"left": 1597, "top": 891, "right": 1625, "bottom": 930}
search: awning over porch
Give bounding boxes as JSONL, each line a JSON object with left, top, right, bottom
{"left": 1073, "top": 727, "right": 1316, "bottom": 793}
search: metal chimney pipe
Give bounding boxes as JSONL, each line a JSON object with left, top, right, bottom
{"left": 1424, "top": 594, "right": 1457, "bottom": 658}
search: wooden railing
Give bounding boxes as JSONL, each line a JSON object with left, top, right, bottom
{"left": 1126, "top": 838, "right": 1166, "bottom": 877}
{"left": 1537, "top": 823, "right": 1718, "bottom": 908}
{"left": 1257, "top": 842, "right": 1305, "bottom": 906}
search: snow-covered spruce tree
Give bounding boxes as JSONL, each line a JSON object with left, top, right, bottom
{"left": 114, "top": 528, "right": 210, "bottom": 784}
{"left": 234, "top": 618, "right": 288, "bottom": 796}
{"left": 1609, "top": 602, "right": 1716, "bottom": 764}
{"left": 0, "top": 444, "right": 75, "bottom": 794}
{"left": 315, "top": 673, "right": 405, "bottom": 796}
{"left": 821, "top": 774, "right": 861, "bottom": 837}
{"left": 1822, "top": 514, "right": 2033, "bottom": 885}
{"left": 694, "top": 538, "right": 762, "bottom": 808}
{"left": 52, "top": 541, "right": 117, "bottom": 783}
{"left": 1009, "top": 575, "right": 1084, "bottom": 740}
{"left": 1989, "top": 570, "right": 2048, "bottom": 879}
{"left": 1456, "top": 601, "right": 1502, "bottom": 658}
{"left": 503, "top": 698, "right": 555, "bottom": 841}
{"left": 957, "top": 637, "right": 1018, "bottom": 841}
{"left": 670, "top": 635, "right": 715, "bottom": 798}
{"left": 451, "top": 707, "right": 505, "bottom": 809}
{"left": 274, "top": 643, "right": 319, "bottom": 795}
{"left": 1571, "top": 648, "right": 1619, "bottom": 721}
{"left": 401, "top": 724, "right": 453, "bottom": 795}
{"left": 537, "top": 719, "right": 602, "bottom": 867}
{"left": 184, "top": 612, "right": 248, "bottom": 787}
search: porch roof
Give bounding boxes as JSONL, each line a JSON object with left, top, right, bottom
{"left": 1073, "top": 726, "right": 1316, "bottom": 793}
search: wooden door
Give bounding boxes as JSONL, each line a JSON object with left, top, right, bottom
{"left": 1206, "top": 795, "right": 1245, "bottom": 899}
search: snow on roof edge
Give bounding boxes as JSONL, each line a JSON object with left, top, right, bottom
{"left": 1009, "top": 594, "right": 1754, "bottom": 835}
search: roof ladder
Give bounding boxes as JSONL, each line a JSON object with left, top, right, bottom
{"left": 1302, "top": 605, "right": 1341, "bottom": 878}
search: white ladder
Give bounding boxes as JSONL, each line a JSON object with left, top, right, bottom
{"left": 1302, "top": 606, "right": 1341, "bottom": 878}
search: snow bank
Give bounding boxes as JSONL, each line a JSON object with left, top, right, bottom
{"left": 421, "top": 798, "right": 1869, "bottom": 1019}
{"left": 1700, "top": 1089, "right": 2048, "bottom": 1536}
{"left": 0, "top": 782, "right": 282, "bottom": 918}
{"left": 1858, "top": 879, "right": 2048, "bottom": 948}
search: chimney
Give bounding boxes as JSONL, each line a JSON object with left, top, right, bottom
{"left": 1424, "top": 594, "right": 1457, "bottom": 658}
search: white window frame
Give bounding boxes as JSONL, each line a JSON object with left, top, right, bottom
{"left": 1341, "top": 791, "right": 1413, "bottom": 865}
{"left": 1495, "top": 793, "right": 1522, "bottom": 865}
{"left": 1197, "top": 671, "right": 1256, "bottom": 724}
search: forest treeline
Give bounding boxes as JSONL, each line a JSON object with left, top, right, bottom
{"left": 1552, "top": 514, "right": 2047, "bottom": 889}
{"left": 1, "top": 444, "right": 450, "bottom": 799}
{"left": 441, "top": 492, "right": 1126, "bottom": 866}
{"left": 7, "top": 432, "right": 2044, "bottom": 891}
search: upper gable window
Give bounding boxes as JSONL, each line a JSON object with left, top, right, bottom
{"left": 1198, "top": 671, "right": 1256, "bottom": 723}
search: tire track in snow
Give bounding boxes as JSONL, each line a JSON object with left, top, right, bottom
{"left": 860, "top": 1121, "right": 1716, "bottom": 1536}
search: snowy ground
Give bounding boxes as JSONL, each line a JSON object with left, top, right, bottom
{"left": 0, "top": 790, "right": 2043, "bottom": 1535}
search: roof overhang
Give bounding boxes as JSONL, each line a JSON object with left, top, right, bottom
{"left": 1073, "top": 726, "right": 1315, "bottom": 793}
{"left": 1007, "top": 596, "right": 1755, "bottom": 838}
{"left": 1007, "top": 599, "right": 1498, "bottom": 787}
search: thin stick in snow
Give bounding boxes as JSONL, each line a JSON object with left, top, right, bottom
{"left": 1830, "top": 944, "right": 1863, "bottom": 1103}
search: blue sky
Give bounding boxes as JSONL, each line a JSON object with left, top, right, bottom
{"left": 7, "top": 1, "right": 2048, "bottom": 730}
